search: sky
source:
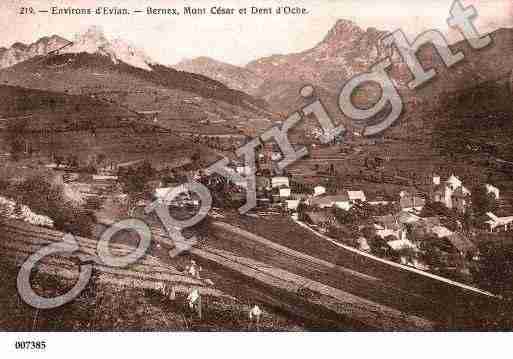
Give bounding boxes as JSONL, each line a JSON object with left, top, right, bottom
{"left": 0, "top": 0, "right": 511, "bottom": 66}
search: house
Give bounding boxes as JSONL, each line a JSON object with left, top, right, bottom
{"left": 279, "top": 187, "right": 291, "bottom": 198}
{"left": 430, "top": 225, "right": 454, "bottom": 238}
{"left": 399, "top": 191, "right": 425, "bottom": 212}
{"left": 154, "top": 184, "right": 190, "bottom": 204}
{"left": 386, "top": 238, "right": 416, "bottom": 251}
{"left": 485, "top": 183, "right": 500, "bottom": 200}
{"left": 286, "top": 199, "right": 300, "bottom": 211}
{"left": 347, "top": 190, "right": 366, "bottom": 203}
{"left": 431, "top": 184, "right": 445, "bottom": 203}
{"left": 485, "top": 212, "right": 513, "bottom": 232}
{"left": 432, "top": 173, "right": 441, "bottom": 186}
{"left": 356, "top": 237, "right": 371, "bottom": 252}
{"left": 374, "top": 214, "right": 407, "bottom": 241}
{"left": 398, "top": 211, "right": 422, "bottom": 225}
{"left": 431, "top": 174, "right": 472, "bottom": 211}
{"left": 452, "top": 186, "right": 471, "bottom": 213}
{"left": 367, "top": 192, "right": 391, "bottom": 206}
{"left": 271, "top": 176, "right": 289, "bottom": 189}
{"left": 309, "top": 194, "right": 351, "bottom": 210}
{"left": 446, "top": 175, "right": 462, "bottom": 190}
{"left": 314, "top": 185, "right": 326, "bottom": 197}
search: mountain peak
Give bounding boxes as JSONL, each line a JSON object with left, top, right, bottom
{"left": 71, "top": 26, "right": 108, "bottom": 50}
{"left": 333, "top": 19, "right": 359, "bottom": 31}
{"left": 64, "top": 26, "right": 154, "bottom": 71}
{"left": 0, "top": 36, "right": 71, "bottom": 69}
{"left": 327, "top": 19, "right": 362, "bottom": 37}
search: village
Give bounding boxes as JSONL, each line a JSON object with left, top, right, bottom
{"left": 2, "top": 119, "right": 512, "bottom": 297}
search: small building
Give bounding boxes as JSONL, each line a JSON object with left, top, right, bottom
{"left": 313, "top": 185, "right": 326, "bottom": 197}
{"left": 386, "top": 238, "right": 416, "bottom": 251}
{"left": 399, "top": 191, "right": 425, "bottom": 212}
{"left": 452, "top": 187, "right": 471, "bottom": 214}
{"left": 485, "top": 212, "right": 513, "bottom": 232}
{"left": 357, "top": 237, "right": 371, "bottom": 252}
{"left": 286, "top": 199, "right": 300, "bottom": 211}
{"left": 271, "top": 176, "right": 290, "bottom": 189}
{"left": 348, "top": 190, "right": 366, "bottom": 203}
{"left": 374, "top": 214, "right": 407, "bottom": 241}
{"left": 430, "top": 225, "right": 454, "bottom": 239}
{"left": 309, "top": 194, "right": 351, "bottom": 211}
{"left": 485, "top": 183, "right": 500, "bottom": 200}
{"left": 279, "top": 187, "right": 291, "bottom": 198}
{"left": 446, "top": 175, "right": 462, "bottom": 190}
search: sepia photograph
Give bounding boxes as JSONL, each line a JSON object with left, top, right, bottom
{"left": 0, "top": 0, "right": 512, "bottom": 356}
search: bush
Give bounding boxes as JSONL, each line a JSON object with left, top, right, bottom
{"left": 12, "top": 177, "right": 94, "bottom": 237}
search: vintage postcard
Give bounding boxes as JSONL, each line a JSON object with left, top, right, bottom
{"left": 0, "top": 0, "right": 512, "bottom": 356}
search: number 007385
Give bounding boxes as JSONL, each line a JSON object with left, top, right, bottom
{"left": 14, "top": 341, "right": 47, "bottom": 350}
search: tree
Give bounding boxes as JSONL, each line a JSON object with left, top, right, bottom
{"left": 96, "top": 153, "right": 107, "bottom": 166}
{"left": 369, "top": 235, "right": 389, "bottom": 257}
{"left": 296, "top": 201, "right": 309, "bottom": 221}
{"left": 476, "top": 238, "right": 513, "bottom": 297}
{"left": 14, "top": 177, "right": 94, "bottom": 237}
{"left": 471, "top": 184, "right": 498, "bottom": 217}
{"left": 420, "top": 200, "right": 450, "bottom": 217}
{"left": 7, "top": 119, "right": 29, "bottom": 161}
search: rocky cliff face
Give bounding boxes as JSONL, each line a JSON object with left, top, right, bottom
{"left": 246, "top": 19, "right": 398, "bottom": 93}
{"left": 62, "top": 26, "right": 155, "bottom": 71}
{"left": 0, "top": 35, "right": 70, "bottom": 69}
{"left": 0, "top": 27, "right": 156, "bottom": 72}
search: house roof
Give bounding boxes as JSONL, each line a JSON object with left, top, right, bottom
{"left": 375, "top": 214, "right": 399, "bottom": 230}
{"left": 446, "top": 175, "right": 462, "bottom": 187}
{"left": 398, "top": 211, "right": 421, "bottom": 224}
{"left": 347, "top": 190, "right": 366, "bottom": 201}
{"left": 400, "top": 195, "right": 426, "bottom": 209}
{"left": 357, "top": 237, "right": 370, "bottom": 251}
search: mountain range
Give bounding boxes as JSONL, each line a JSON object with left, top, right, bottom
{"left": 1, "top": 21, "right": 512, "bottom": 142}
{"left": 0, "top": 35, "right": 70, "bottom": 69}
{"left": 0, "top": 26, "right": 270, "bottom": 128}
{"left": 173, "top": 19, "right": 513, "bottom": 129}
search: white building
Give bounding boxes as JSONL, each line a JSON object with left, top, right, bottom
{"left": 286, "top": 199, "right": 300, "bottom": 210}
{"left": 309, "top": 194, "right": 351, "bottom": 210}
{"left": 485, "top": 212, "right": 513, "bottom": 232}
{"left": 485, "top": 184, "right": 500, "bottom": 200}
{"left": 314, "top": 185, "right": 326, "bottom": 197}
{"left": 279, "top": 187, "right": 291, "bottom": 198}
{"left": 348, "top": 190, "right": 366, "bottom": 202}
{"left": 271, "top": 176, "right": 289, "bottom": 189}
